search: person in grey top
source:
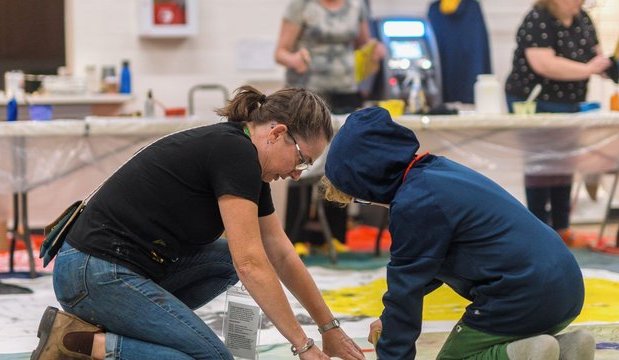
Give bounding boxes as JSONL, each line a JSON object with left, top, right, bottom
{"left": 275, "top": 0, "right": 384, "bottom": 114}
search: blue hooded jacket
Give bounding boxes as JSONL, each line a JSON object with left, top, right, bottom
{"left": 325, "top": 107, "right": 584, "bottom": 359}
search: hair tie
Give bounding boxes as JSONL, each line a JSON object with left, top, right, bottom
{"left": 258, "top": 94, "right": 267, "bottom": 109}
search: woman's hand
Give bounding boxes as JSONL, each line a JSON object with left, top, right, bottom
{"left": 587, "top": 54, "right": 612, "bottom": 75}
{"left": 291, "top": 48, "right": 311, "bottom": 74}
{"left": 299, "top": 345, "right": 331, "bottom": 359}
{"left": 367, "top": 319, "right": 382, "bottom": 346}
{"left": 371, "top": 41, "right": 386, "bottom": 63}
{"left": 322, "top": 327, "right": 366, "bottom": 360}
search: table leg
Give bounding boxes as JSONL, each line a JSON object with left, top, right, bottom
{"left": 8, "top": 191, "right": 37, "bottom": 278}
{"left": 8, "top": 193, "right": 18, "bottom": 273}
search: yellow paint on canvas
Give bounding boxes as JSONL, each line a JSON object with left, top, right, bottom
{"left": 322, "top": 277, "right": 619, "bottom": 323}
{"left": 576, "top": 278, "right": 619, "bottom": 322}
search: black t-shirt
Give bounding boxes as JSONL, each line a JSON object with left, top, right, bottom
{"left": 505, "top": 7, "right": 598, "bottom": 103}
{"left": 67, "top": 122, "right": 274, "bottom": 280}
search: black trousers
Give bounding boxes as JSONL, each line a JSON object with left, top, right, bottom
{"left": 525, "top": 184, "right": 572, "bottom": 230}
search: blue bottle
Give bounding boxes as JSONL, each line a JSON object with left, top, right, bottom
{"left": 7, "top": 96, "right": 18, "bottom": 121}
{"left": 119, "top": 60, "right": 132, "bottom": 94}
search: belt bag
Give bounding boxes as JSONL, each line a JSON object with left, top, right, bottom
{"left": 40, "top": 200, "right": 85, "bottom": 267}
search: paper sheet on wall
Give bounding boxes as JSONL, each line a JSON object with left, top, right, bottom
{"left": 235, "top": 39, "right": 276, "bottom": 71}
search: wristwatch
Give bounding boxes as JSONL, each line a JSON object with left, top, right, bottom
{"left": 318, "top": 318, "right": 340, "bottom": 334}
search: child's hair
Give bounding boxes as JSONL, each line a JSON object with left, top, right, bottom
{"left": 320, "top": 176, "right": 352, "bottom": 206}
{"left": 216, "top": 85, "right": 333, "bottom": 142}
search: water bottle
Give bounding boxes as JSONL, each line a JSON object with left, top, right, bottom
{"left": 119, "top": 60, "right": 131, "bottom": 94}
{"left": 6, "top": 96, "right": 18, "bottom": 121}
{"left": 474, "top": 74, "right": 502, "bottom": 114}
{"left": 144, "top": 90, "right": 155, "bottom": 118}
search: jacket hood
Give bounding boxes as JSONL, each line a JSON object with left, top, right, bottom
{"left": 325, "top": 107, "right": 420, "bottom": 203}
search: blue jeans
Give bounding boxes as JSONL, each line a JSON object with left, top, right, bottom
{"left": 53, "top": 239, "right": 239, "bottom": 359}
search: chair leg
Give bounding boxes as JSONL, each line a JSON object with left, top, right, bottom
{"left": 598, "top": 172, "right": 619, "bottom": 248}
{"left": 316, "top": 197, "right": 337, "bottom": 263}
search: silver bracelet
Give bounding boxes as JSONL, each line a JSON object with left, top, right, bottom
{"left": 291, "top": 338, "right": 314, "bottom": 356}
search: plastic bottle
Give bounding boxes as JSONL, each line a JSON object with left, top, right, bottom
{"left": 6, "top": 96, "right": 18, "bottom": 121}
{"left": 474, "top": 74, "right": 502, "bottom": 114}
{"left": 85, "top": 65, "right": 99, "bottom": 94}
{"left": 144, "top": 89, "right": 155, "bottom": 118}
{"left": 119, "top": 60, "right": 131, "bottom": 94}
{"left": 611, "top": 91, "right": 619, "bottom": 111}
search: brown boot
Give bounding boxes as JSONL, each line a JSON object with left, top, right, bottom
{"left": 31, "top": 306, "right": 102, "bottom": 360}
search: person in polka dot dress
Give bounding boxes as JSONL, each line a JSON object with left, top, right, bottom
{"left": 504, "top": 0, "right": 613, "bottom": 244}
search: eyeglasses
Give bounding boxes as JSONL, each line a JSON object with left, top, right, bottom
{"left": 288, "top": 132, "right": 311, "bottom": 171}
{"left": 352, "top": 198, "right": 372, "bottom": 205}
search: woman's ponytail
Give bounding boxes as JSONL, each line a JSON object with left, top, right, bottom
{"left": 215, "top": 85, "right": 265, "bottom": 123}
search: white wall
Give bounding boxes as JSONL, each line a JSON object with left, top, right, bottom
{"left": 68, "top": 0, "right": 288, "bottom": 113}
{"left": 64, "top": 0, "right": 619, "bottom": 113}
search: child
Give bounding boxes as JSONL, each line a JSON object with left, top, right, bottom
{"left": 322, "top": 107, "right": 594, "bottom": 360}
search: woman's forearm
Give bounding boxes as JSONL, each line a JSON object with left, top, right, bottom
{"left": 234, "top": 256, "right": 310, "bottom": 348}
{"left": 525, "top": 47, "right": 595, "bottom": 81}
{"left": 220, "top": 197, "right": 309, "bottom": 349}
{"left": 530, "top": 55, "right": 593, "bottom": 81}
{"left": 275, "top": 47, "right": 295, "bottom": 68}
{"left": 274, "top": 251, "right": 335, "bottom": 327}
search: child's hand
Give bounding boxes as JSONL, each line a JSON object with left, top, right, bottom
{"left": 367, "top": 319, "right": 382, "bottom": 347}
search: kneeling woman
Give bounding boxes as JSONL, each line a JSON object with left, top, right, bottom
{"left": 32, "top": 86, "right": 365, "bottom": 360}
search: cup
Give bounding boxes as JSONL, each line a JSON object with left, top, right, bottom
{"left": 378, "top": 99, "right": 405, "bottom": 118}
{"left": 512, "top": 101, "right": 536, "bottom": 115}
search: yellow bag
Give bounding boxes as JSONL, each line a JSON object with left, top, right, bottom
{"left": 354, "top": 40, "right": 379, "bottom": 84}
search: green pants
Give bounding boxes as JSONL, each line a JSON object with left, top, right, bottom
{"left": 436, "top": 317, "right": 574, "bottom": 360}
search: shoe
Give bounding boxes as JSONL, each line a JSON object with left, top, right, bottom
{"left": 506, "top": 334, "right": 559, "bottom": 360}
{"left": 294, "top": 242, "right": 310, "bottom": 257}
{"left": 31, "top": 306, "right": 102, "bottom": 360}
{"left": 330, "top": 239, "right": 350, "bottom": 253}
{"left": 555, "top": 330, "right": 595, "bottom": 360}
{"left": 316, "top": 239, "right": 350, "bottom": 254}
{"left": 558, "top": 229, "right": 589, "bottom": 248}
